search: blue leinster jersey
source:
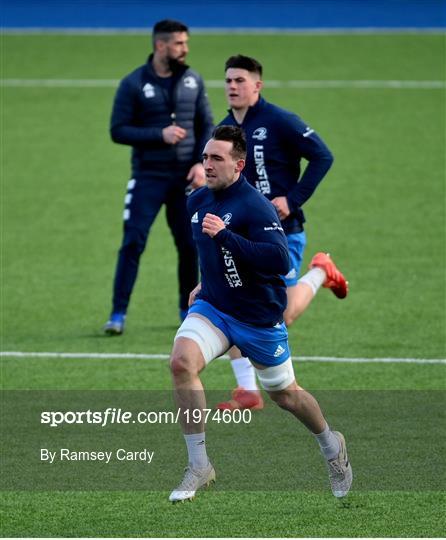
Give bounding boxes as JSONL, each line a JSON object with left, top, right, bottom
{"left": 187, "top": 175, "right": 290, "bottom": 326}
{"left": 219, "top": 97, "right": 334, "bottom": 234}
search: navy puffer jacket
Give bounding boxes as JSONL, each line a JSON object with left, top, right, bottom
{"left": 110, "top": 55, "right": 214, "bottom": 179}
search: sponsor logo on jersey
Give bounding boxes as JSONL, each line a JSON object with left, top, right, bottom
{"left": 221, "top": 213, "right": 232, "bottom": 225}
{"left": 184, "top": 76, "right": 198, "bottom": 89}
{"left": 253, "top": 145, "right": 271, "bottom": 195}
{"left": 191, "top": 212, "right": 199, "bottom": 223}
{"left": 264, "top": 221, "right": 284, "bottom": 232}
{"left": 252, "top": 127, "right": 268, "bottom": 140}
{"left": 142, "top": 83, "right": 155, "bottom": 98}
{"left": 285, "top": 268, "right": 297, "bottom": 280}
{"left": 221, "top": 247, "right": 243, "bottom": 288}
{"left": 303, "top": 126, "right": 315, "bottom": 138}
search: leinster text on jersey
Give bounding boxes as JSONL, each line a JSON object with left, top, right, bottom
{"left": 221, "top": 246, "right": 243, "bottom": 288}
{"left": 253, "top": 145, "right": 271, "bottom": 195}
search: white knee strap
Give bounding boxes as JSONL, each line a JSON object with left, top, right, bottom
{"left": 174, "top": 315, "right": 229, "bottom": 364}
{"left": 255, "top": 357, "right": 295, "bottom": 391}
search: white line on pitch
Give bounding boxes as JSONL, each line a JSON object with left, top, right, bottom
{"left": 1, "top": 351, "right": 445, "bottom": 364}
{"left": 1, "top": 79, "right": 444, "bottom": 89}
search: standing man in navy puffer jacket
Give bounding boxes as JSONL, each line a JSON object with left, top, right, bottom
{"left": 103, "top": 19, "right": 214, "bottom": 335}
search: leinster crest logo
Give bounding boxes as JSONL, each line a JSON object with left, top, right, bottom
{"left": 252, "top": 127, "right": 268, "bottom": 140}
{"left": 221, "top": 213, "right": 232, "bottom": 225}
{"left": 184, "top": 76, "right": 198, "bottom": 89}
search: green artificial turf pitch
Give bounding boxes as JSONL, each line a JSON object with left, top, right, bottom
{"left": 1, "top": 32, "right": 445, "bottom": 537}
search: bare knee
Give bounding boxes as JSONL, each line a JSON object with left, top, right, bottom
{"left": 269, "top": 386, "right": 306, "bottom": 413}
{"left": 283, "top": 303, "right": 305, "bottom": 326}
{"left": 283, "top": 312, "right": 295, "bottom": 327}
{"left": 170, "top": 351, "right": 197, "bottom": 378}
{"left": 269, "top": 389, "right": 297, "bottom": 412}
{"left": 284, "top": 283, "right": 315, "bottom": 327}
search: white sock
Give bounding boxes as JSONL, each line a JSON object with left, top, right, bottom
{"left": 314, "top": 424, "right": 341, "bottom": 460}
{"left": 231, "top": 357, "right": 258, "bottom": 391}
{"left": 184, "top": 432, "right": 208, "bottom": 469}
{"left": 298, "top": 267, "right": 326, "bottom": 296}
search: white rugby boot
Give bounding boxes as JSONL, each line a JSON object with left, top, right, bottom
{"left": 326, "top": 431, "right": 353, "bottom": 497}
{"left": 169, "top": 462, "right": 216, "bottom": 503}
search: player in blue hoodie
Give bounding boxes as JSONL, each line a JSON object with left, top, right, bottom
{"left": 168, "top": 126, "right": 352, "bottom": 503}
{"left": 217, "top": 55, "right": 348, "bottom": 409}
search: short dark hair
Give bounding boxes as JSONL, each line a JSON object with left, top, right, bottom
{"left": 225, "top": 55, "right": 263, "bottom": 77}
{"left": 212, "top": 126, "right": 247, "bottom": 160}
{"left": 152, "top": 19, "right": 189, "bottom": 48}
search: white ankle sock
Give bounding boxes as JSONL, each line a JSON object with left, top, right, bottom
{"left": 231, "top": 357, "right": 258, "bottom": 391}
{"left": 314, "top": 424, "right": 341, "bottom": 460}
{"left": 298, "top": 267, "right": 326, "bottom": 296}
{"left": 184, "top": 432, "right": 208, "bottom": 469}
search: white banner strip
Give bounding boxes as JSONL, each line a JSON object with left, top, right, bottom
{"left": 1, "top": 351, "right": 445, "bottom": 364}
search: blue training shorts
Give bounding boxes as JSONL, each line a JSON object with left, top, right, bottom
{"left": 188, "top": 299, "right": 291, "bottom": 367}
{"left": 283, "top": 231, "right": 307, "bottom": 287}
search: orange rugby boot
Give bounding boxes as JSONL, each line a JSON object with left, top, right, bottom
{"left": 216, "top": 387, "right": 264, "bottom": 411}
{"left": 309, "top": 252, "right": 349, "bottom": 299}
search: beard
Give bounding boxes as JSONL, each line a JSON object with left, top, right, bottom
{"left": 167, "top": 55, "right": 186, "bottom": 72}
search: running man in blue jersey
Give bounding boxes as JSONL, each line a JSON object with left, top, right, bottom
{"left": 168, "top": 126, "right": 352, "bottom": 503}
{"left": 217, "top": 55, "right": 348, "bottom": 410}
